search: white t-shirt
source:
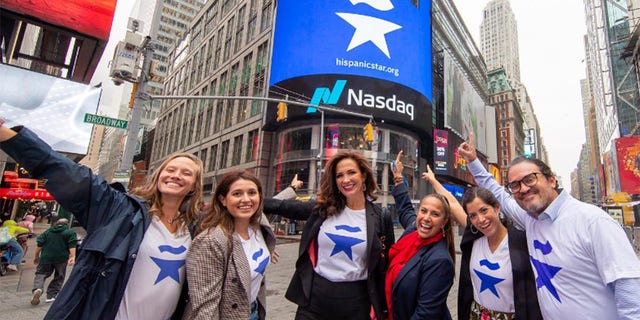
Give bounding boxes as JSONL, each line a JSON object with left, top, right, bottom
{"left": 239, "top": 227, "right": 270, "bottom": 304}
{"left": 468, "top": 159, "right": 640, "bottom": 319}
{"left": 116, "top": 219, "right": 191, "bottom": 320}
{"left": 315, "top": 206, "right": 368, "bottom": 282}
{"left": 470, "top": 235, "right": 515, "bottom": 313}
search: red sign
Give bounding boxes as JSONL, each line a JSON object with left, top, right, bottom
{"left": 2, "top": 0, "right": 116, "bottom": 40}
{"left": 615, "top": 136, "right": 640, "bottom": 194}
{"left": 0, "top": 188, "right": 54, "bottom": 201}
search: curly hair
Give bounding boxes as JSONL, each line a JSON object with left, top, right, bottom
{"left": 315, "top": 151, "right": 379, "bottom": 217}
{"left": 198, "top": 170, "right": 264, "bottom": 237}
{"left": 131, "top": 153, "right": 203, "bottom": 229}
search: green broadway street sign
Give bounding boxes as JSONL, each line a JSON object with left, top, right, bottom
{"left": 84, "top": 113, "right": 128, "bottom": 129}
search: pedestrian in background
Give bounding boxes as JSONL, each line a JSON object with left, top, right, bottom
{"left": 458, "top": 131, "right": 640, "bottom": 319}
{"left": 0, "top": 119, "right": 204, "bottom": 320}
{"left": 0, "top": 219, "right": 28, "bottom": 271}
{"left": 17, "top": 214, "right": 36, "bottom": 234}
{"left": 263, "top": 151, "right": 395, "bottom": 320}
{"left": 420, "top": 163, "right": 541, "bottom": 320}
{"left": 31, "top": 218, "right": 77, "bottom": 305}
{"left": 388, "top": 151, "right": 455, "bottom": 319}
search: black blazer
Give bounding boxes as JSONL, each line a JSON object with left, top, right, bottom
{"left": 458, "top": 221, "right": 543, "bottom": 320}
{"left": 263, "top": 198, "right": 395, "bottom": 319}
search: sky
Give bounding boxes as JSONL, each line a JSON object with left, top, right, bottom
{"left": 92, "top": 0, "right": 588, "bottom": 190}
{"left": 452, "top": 0, "right": 589, "bottom": 190}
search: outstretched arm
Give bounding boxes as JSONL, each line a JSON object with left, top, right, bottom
{"left": 0, "top": 118, "right": 17, "bottom": 141}
{"left": 422, "top": 165, "right": 467, "bottom": 228}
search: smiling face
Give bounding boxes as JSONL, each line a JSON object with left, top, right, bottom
{"left": 507, "top": 162, "right": 558, "bottom": 217}
{"left": 219, "top": 178, "right": 261, "bottom": 223}
{"left": 415, "top": 195, "right": 449, "bottom": 239}
{"left": 335, "top": 158, "right": 365, "bottom": 202}
{"left": 466, "top": 197, "right": 504, "bottom": 238}
{"left": 156, "top": 156, "right": 199, "bottom": 201}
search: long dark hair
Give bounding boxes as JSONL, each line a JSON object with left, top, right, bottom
{"left": 422, "top": 193, "right": 456, "bottom": 264}
{"left": 198, "top": 170, "right": 263, "bottom": 236}
{"left": 316, "top": 151, "right": 378, "bottom": 217}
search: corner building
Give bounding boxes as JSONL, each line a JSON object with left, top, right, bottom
{"left": 152, "top": 0, "right": 494, "bottom": 205}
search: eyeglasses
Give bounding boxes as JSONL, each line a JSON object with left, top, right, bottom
{"left": 505, "top": 172, "right": 542, "bottom": 194}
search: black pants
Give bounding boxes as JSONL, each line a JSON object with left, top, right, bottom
{"left": 295, "top": 273, "right": 371, "bottom": 320}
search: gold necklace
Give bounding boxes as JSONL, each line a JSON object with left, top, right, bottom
{"left": 163, "top": 216, "right": 178, "bottom": 224}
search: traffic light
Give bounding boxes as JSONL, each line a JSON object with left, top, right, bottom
{"left": 364, "top": 123, "right": 374, "bottom": 142}
{"left": 276, "top": 102, "right": 288, "bottom": 122}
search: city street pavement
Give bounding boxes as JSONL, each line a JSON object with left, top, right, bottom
{"left": 0, "top": 223, "right": 463, "bottom": 319}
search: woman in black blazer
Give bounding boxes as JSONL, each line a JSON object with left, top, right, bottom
{"left": 263, "top": 151, "right": 394, "bottom": 320}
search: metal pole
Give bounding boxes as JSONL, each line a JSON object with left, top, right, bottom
{"left": 120, "top": 37, "right": 154, "bottom": 178}
{"left": 317, "top": 109, "right": 324, "bottom": 191}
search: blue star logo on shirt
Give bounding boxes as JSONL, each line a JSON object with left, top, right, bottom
{"left": 252, "top": 248, "right": 270, "bottom": 276}
{"left": 325, "top": 224, "right": 364, "bottom": 260}
{"left": 150, "top": 245, "right": 187, "bottom": 285}
{"left": 473, "top": 259, "right": 505, "bottom": 298}
{"left": 530, "top": 240, "right": 563, "bottom": 302}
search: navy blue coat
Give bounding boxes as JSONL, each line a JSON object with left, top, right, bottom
{"left": 0, "top": 127, "right": 184, "bottom": 319}
{"left": 391, "top": 184, "right": 454, "bottom": 320}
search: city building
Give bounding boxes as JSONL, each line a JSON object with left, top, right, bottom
{"left": 151, "top": 0, "right": 497, "bottom": 205}
{"left": 480, "top": 0, "right": 520, "bottom": 83}
{"left": 487, "top": 67, "right": 525, "bottom": 183}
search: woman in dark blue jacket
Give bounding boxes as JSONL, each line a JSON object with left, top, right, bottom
{"left": 0, "top": 121, "right": 204, "bottom": 320}
{"left": 388, "top": 152, "right": 455, "bottom": 320}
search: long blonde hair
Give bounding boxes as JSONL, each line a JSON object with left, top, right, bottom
{"left": 132, "top": 153, "right": 204, "bottom": 227}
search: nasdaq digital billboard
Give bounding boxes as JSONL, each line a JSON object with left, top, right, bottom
{"left": 268, "top": 0, "right": 432, "bottom": 134}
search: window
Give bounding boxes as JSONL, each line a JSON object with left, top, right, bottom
{"left": 246, "top": 129, "right": 258, "bottom": 162}
{"left": 283, "top": 128, "right": 312, "bottom": 152}
{"left": 210, "top": 145, "right": 218, "bottom": 172}
{"left": 232, "top": 135, "right": 243, "bottom": 165}
{"left": 220, "top": 140, "right": 230, "bottom": 168}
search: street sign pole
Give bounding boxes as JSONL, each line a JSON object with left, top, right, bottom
{"left": 119, "top": 36, "right": 153, "bottom": 183}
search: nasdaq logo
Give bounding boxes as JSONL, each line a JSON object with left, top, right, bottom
{"left": 308, "top": 80, "right": 347, "bottom": 112}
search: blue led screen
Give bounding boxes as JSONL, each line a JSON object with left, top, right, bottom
{"left": 270, "top": 0, "right": 432, "bottom": 101}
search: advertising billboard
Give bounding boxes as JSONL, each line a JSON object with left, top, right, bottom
{"left": 615, "top": 136, "right": 640, "bottom": 194}
{"left": 268, "top": 0, "right": 432, "bottom": 135}
{"left": 432, "top": 128, "right": 478, "bottom": 185}
{"left": 444, "top": 52, "right": 487, "bottom": 154}
{"left": 2, "top": 0, "right": 116, "bottom": 40}
{"left": 0, "top": 64, "right": 101, "bottom": 155}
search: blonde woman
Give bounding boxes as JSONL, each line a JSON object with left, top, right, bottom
{"left": 0, "top": 119, "right": 204, "bottom": 320}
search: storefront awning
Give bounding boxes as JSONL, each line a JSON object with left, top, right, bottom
{"left": 0, "top": 188, "right": 54, "bottom": 201}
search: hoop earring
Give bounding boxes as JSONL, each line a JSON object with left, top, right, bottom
{"left": 362, "top": 184, "right": 366, "bottom": 192}
{"left": 441, "top": 227, "right": 446, "bottom": 237}
{"left": 470, "top": 224, "right": 479, "bottom": 235}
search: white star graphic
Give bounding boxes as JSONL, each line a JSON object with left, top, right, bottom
{"left": 336, "top": 12, "right": 402, "bottom": 59}
{"left": 349, "top": 0, "right": 394, "bottom": 11}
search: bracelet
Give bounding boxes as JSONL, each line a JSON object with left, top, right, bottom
{"left": 393, "top": 176, "right": 404, "bottom": 184}
{"left": 290, "top": 185, "right": 298, "bottom": 191}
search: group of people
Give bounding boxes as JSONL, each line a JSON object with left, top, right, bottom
{"left": 1, "top": 118, "right": 639, "bottom": 320}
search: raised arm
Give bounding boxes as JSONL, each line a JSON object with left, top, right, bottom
{"left": 422, "top": 165, "right": 467, "bottom": 228}
{"left": 390, "top": 151, "right": 416, "bottom": 229}
{"left": 458, "top": 131, "right": 527, "bottom": 227}
{"left": 0, "top": 120, "right": 131, "bottom": 232}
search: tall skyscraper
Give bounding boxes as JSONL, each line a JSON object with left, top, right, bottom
{"left": 480, "top": 0, "right": 521, "bottom": 83}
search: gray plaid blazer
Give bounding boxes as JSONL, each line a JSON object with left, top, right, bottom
{"left": 182, "top": 217, "right": 276, "bottom": 320}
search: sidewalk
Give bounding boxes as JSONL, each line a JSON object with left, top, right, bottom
{"left": 0, "top": 222, "right": 58, "bottom": 318}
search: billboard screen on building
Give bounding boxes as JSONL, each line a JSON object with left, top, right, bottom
{"left": 0, "top": 64, "right": 100, "bottom": 155}
{"left": 2, "top": 0, "right": 116, "bottom": 40}
{"left": 268, "top": 0, "right": 432, "bottom": 134}
{"left": 444, "top": 52, "right": 487, "bottom": 155}
{"left": 615, "top": 136, "right": 640, "bottom": 194}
